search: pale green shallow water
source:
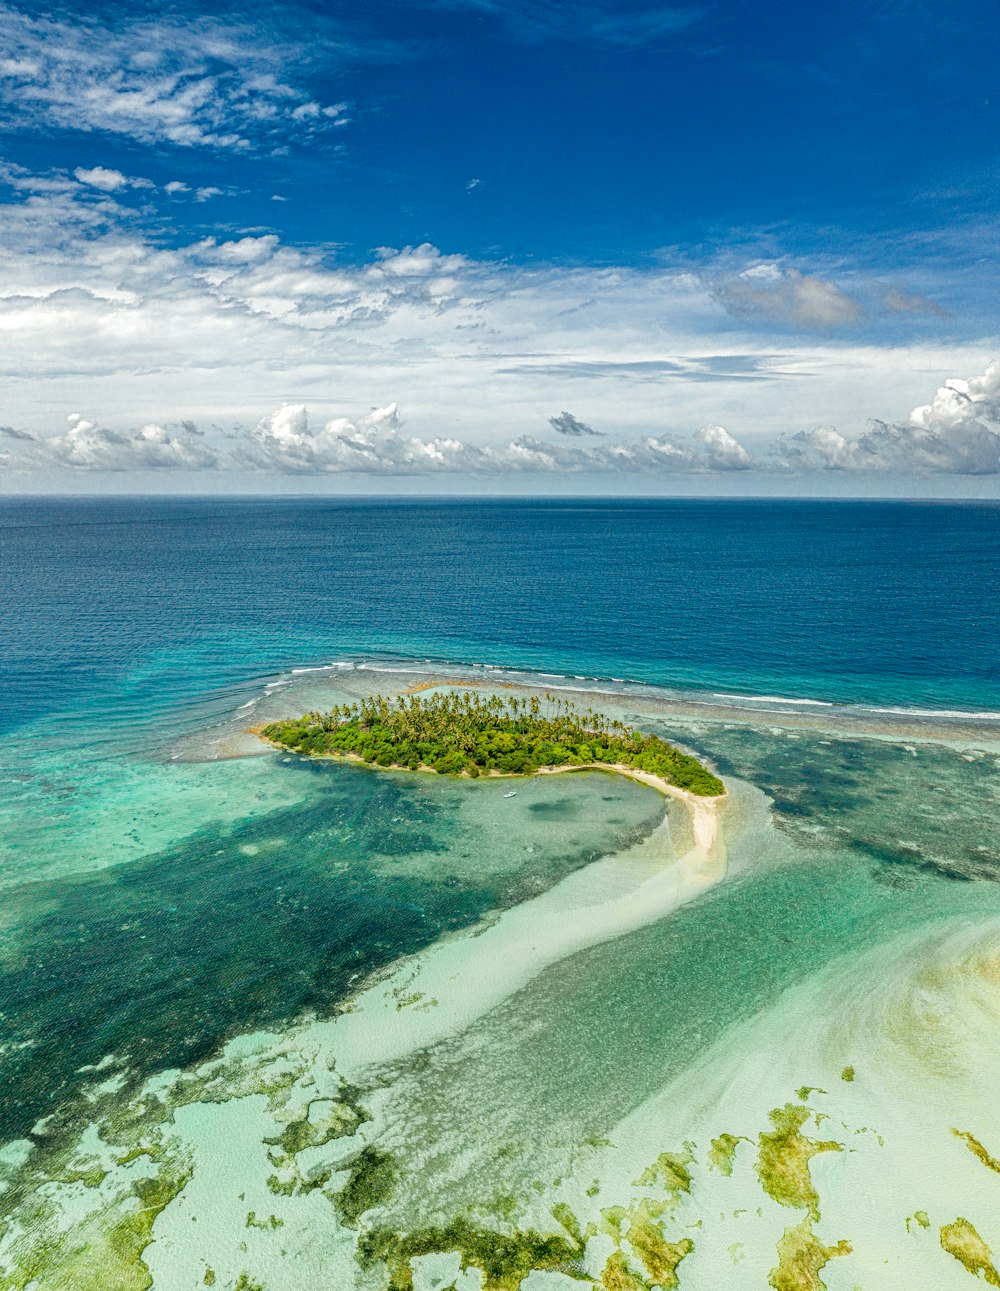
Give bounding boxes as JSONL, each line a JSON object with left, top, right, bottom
{"left": 2, "top": 669, "right": 1000, "bottom": 1291}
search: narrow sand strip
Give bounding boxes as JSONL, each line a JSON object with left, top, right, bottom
{"left": 537, "top": 761, "right": 724, "bottom": 852}
{"left": 326, "top": 770, "right": 728, "bottom": 1082}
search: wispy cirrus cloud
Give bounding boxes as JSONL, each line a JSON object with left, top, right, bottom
{"left": 0, "top": 4, "right": 350, "bottom": 150}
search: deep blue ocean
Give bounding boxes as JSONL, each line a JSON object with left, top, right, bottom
{"left": 3, "top": 496, "right": 999, "bottom": 733}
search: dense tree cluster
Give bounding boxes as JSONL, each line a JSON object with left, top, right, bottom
{"left": 262, "top": 690, "right": 724, "bottom": 796}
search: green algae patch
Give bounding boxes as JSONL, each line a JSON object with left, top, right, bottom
{"left": 626, "top": 1207, "right": 693, "bottom": 1288}
{"left": 56, "top": 1163, "right": 107, "bottom": 1189}
{"left": 952, "top": 1129, "right": 1000, "bottom": 1176}
{"left": 0, "top": 1158, "right": 192, "bottom": 1291}
{"left": 600, "top": 1205, "right": 629, "bottom": 1243}
{"left": 635, "top": 1148, "right": 693, "bottom": 1196}
{"left": 709, "top": 1134, "right": 749, "bottom": 1177}
{"left": 840, "top": 1067, "right": 855, "bottom": 1083}
{"left": 335, "top": 1146, "right": 398, "bottom": 1225}
{"left": 233, "top": 1276, "right": 265, "bottom": 1291}
{"left": 358, "top": 1216, "right": 587, "bottom": 1291}
{"left": 769, "top": 1218, "right": 851, "bottom": 1291}
{"left": 940, "top": 1218, "right": 1000, "bottom": 1286}
{"left": 906, "top": 1210, "right": 931, "bottom": 1232}
{"left": 266, "top": 1096, "right": 362, "bottom": 1159}
{"left": 756, "top": 1104, "right": 841, "bottom": 1219}
{"left": 600, "top": 1250, "right": 647, "bottom": 1291}
{"left": 551, "top": 1202, "right": 585, "bottom": 1246}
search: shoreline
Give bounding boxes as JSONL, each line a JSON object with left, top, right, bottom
{"left": 252, "top": 728, "right": 726, "bottom": 854}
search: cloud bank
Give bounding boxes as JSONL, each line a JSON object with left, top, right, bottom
{"left": 5, "top": 361, "right": 999, "bottom": 477}
{"left": 0, "top": 160, "right": 995, "bottom": 484}
{"left": 774, "top": 359, "right": 1000, "bottom": 475}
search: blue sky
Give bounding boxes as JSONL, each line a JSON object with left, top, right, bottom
{"left": 0, "top": 0, "right": 998, "bottom": 491}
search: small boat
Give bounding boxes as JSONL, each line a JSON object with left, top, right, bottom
{"left": 503, "top": 790, "right": 517, "bottom": 798}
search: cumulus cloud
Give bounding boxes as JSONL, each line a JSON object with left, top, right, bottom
{"left": 772, "top": 359, "right": 1000, "bottom": 475}
{"left": 548, "top": 411, "right": 602, "bottom": 436}
{"left": 34, "top": 413, "right": 220, "bottom": 470}
{"left": 0, "top": 163, "right": 994, "bottom": 481}
{"left": 695, "top": 423, "right": 754, "bottom": 470}
{"left": 712, "top": 264, "right": 862, "bottom": 330}
{"left": 230, "top": 404, "right": 753, "bottom": 475}
{"left": 73, "top": 165, "right": 153, "bottom": 192}
{"left": 0, "top": 5, "right": 350, "bottom": 150}
{"left": 1, "top": 400, "right": 759, "bottom": 476}
{"left": 7, "top": 363, "right": 1000, "bottom": 477}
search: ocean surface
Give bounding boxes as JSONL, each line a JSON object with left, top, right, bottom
{"left": 1, "top": 496, "right": 1000, "bottom": 1291}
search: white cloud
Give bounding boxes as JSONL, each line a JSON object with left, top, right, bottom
{"left": 771, "top": 359, "right": 1000, "bottom": 475}
{"left": 712, "top": 264, "right": 862, "bottom": 330}
{"left": 0, "top": 5, "right": 351, "bottom": 151}
{"left": 7, "top": 363, "right": 1000, "bottom": 476}
{"left": 695, "top": 423, "right": 754, "bottom": 470}
{"left": 41, "top": 413, "right": 219, "bottom": 470}
{"left": 165, "top": 180, "right": 190, "bottom": 195}
{"left": 0, "top": 167, "right": 996, "bottom": 481}
{"left": 908, "top": 359, "right": 1000, "bottom": 434}
{"left": 229, "top": 403, "right": 748, "bottom": 475}
{"left": 73, "top": 165, "right": 149, "bottom": 192}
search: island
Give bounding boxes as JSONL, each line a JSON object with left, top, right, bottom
{"left": 259, "top": 689, "right": 726, "bottom": 798}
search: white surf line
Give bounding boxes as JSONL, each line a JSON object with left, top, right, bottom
{"left": 326, "top": 771, "right": 729, "bottom": 1083}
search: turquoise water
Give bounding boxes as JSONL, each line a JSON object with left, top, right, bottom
{"left": 2, "top": 498, "right": 1000, "bottom": 1289}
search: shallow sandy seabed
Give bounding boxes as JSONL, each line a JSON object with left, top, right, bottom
{"left": 4, "top": 668, "right": 1000, "bottom": 1291}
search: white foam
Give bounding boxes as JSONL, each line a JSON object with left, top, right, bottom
{"left": 713, "top": 692, "right": 835, "bottom": 706}
{"left": 866, "top": 706, "right": 1000, "bottom": 720}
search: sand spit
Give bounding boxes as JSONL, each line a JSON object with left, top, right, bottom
{"left": 322, "top": 770, "right": 728, "bottom": 1084}
{"left": 538, "top": 761, "right": 724, "bottom": 853}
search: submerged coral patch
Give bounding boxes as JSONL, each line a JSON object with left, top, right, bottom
{"left": 756, "top": 1104, "right": 841, "bottom": 1219}
{"left": 769, "top": 1217, "right": 851, "bottom": 1291}
{"left": 940, "top": 1218, "right": 1000, "bottom": 1286}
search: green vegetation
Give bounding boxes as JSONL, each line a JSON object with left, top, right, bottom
{"left": 940, "top": 1218, "right": 1000, "bottom": 1286}
{"left": 709, "top": 1133, "right": 749, "bottom": 1176}
{"left": 769, "top": 1218, "right": 851, "bottom": 1291}
{"left": 755, "top": 1103, "right": 842, "bottom": 1220}
{"left": 262, "top": 690, "right": 725, "bottom": 796}
{"left": 335, "top": 1146, "right": 398, "bottom": 1225}
{"left": 952, "top": 1128, "right": 1000, "bottom": 1175}
{"left": 358, "top": 1216, "right": 588, "bottom": 1291}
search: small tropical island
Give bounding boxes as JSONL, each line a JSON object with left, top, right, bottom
{"left": 260, "top": 689, "right": 726, "bottom": 797}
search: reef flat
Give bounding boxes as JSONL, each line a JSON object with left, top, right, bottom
{"left": 4, "top": 660, "right": 1000, "bottom": 1291}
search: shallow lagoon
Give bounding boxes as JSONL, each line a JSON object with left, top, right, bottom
{"left": 2, "top": 660, "right": 1000, "bottom": 1290}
